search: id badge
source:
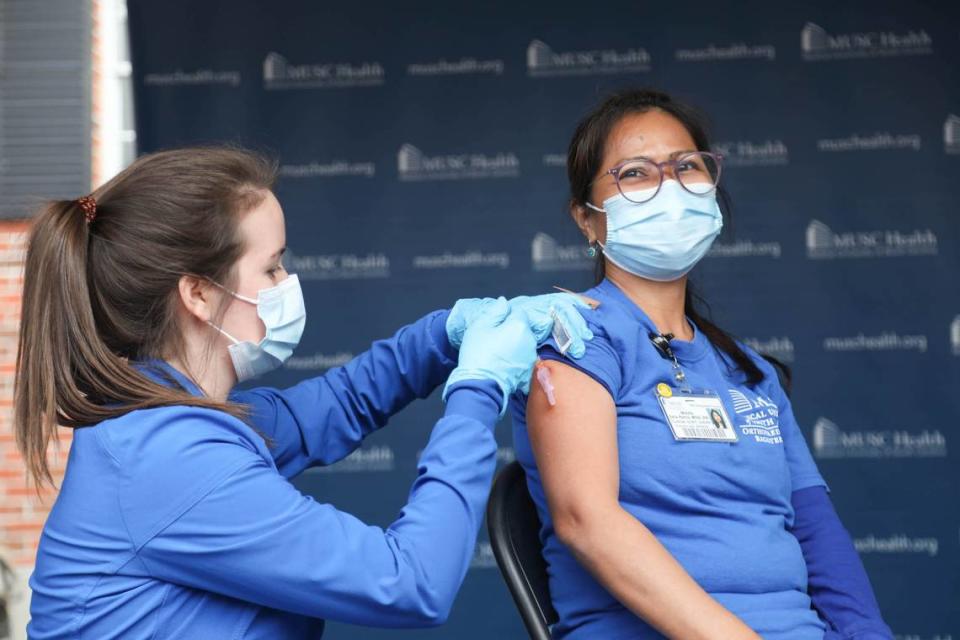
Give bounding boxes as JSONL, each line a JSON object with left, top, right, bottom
{"left": 655, "top": 383, "right": 738, "bottom": 443}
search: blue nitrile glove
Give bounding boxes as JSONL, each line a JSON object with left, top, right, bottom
{"left": 507, "top": 293, "right": 593, "bottom": 358}
{"left": 446, "top": 293, "right": 593, "bottom": 357}
{"left": 446, "top": 297, "right": 497, "bottom": 348}
{"left": 442, "top": 297, "right": 538, "bottom": 417}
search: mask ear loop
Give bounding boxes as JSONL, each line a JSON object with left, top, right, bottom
{"left": 206, "top": 321, "right": 241, "bottom": 345}
{"left": 584, "top": 202, "right": 606, "bottom": 213}
{"left": 208, "top": 279, "right": 258, "bottom": 305}
{"left": 580, "top": 201, "right": 607, "bottom": 253}
{"left": 204, "top": 279, "right": 257, "bottom": 344}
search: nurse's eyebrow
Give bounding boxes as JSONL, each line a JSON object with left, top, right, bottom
{"left": 270, "top": 247, "right": 287, "bottom": 259}
{"left": 611, "top": 149, "right": 697, "bottom": 165}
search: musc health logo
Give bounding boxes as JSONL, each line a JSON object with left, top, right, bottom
{"left": 713, "top": 140, "right": 788, "bottom": 167}
{"left": 309, "top": 445, "right": 395, "bottom": 474}
{"left": 801, "top": 22, "right": 932, "bottom": 61}
{"left": 542, "top": 154, "right": 567, "bottom": 167}
{"left": 470, "top": 541, "right": 497, "bottom": 569}
{"left": 951, "top": 315, "right": 960, "bottom": 356}
{"left": 526, "top": 39, "right": 651, "bottom": 77}
{"left": 945, "top": 115, "right": 960, "bottom": 155}
{"left": 812, "top": 417, "right": 946, "bottom": 459}
{"left": 531, "top": 233, "right": 592, "bottom": 272}
{"left": 284, "top": 249, "right": 390, "bottom": 280}
{"left": 397, "top": 144, "right": 519, "bottom": 181}
{"left": 728, "top": 389, "right": 782, "bottom": 445}
{"left": 263, "top": 52, "right": 384, "bottom": 89}
{"left": 742, "top": 337, "right": 795, "bottom": 363}
{"left": 806, "top": 220, "right": 937, "bottom": 259}
{"left": 285, "top": 352, "right": 354, "bottom": 372}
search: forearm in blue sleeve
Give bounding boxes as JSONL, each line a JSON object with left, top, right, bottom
{"left": 790, "top": 486, "right": 893, "bottom": 639}
{"left": 137, "top": 383, "right": 500, "bottom": 628}
{"left": 232, "top": 309, "right": 458, "bottom": 477}
{"left": 444, "top": 379, "right": 502, "bottom": 423}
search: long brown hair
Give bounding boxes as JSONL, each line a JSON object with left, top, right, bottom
{"left": 567, "top": 89, "right": 765, "bottom": 386}
{"left": 15, "top": 146, "right": 277, "bottom": 487}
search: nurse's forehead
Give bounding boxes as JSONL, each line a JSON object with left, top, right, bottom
{"left": 605, "top": 111, "right": 697, "bottom": 163}
{"left": 239, "top": 191, "right": 286, "bottom": 255}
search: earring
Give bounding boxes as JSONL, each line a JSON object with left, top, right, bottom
{"left": 587, "top": 244, "right": 598, "bottom": 258}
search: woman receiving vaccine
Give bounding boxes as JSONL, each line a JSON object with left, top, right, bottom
{"left": 17, "top": 146, "right": 592, "bottom": 639}
{"left": 510, "top": 90, "right": 892, "bottom": 640}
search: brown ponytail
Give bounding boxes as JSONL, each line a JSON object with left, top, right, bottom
{"left": 15, "top": 146, "right": 277, "bottom": 487}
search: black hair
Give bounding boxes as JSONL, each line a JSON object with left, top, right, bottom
{"left": 566, "top": 88, "right": 764, "bottom": 386}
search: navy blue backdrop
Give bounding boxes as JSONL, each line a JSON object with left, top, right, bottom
{"left": 128, "top": 2, "right": 959, "bottom": 637}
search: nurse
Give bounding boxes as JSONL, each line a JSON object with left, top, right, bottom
{"left": 510, "top": 90, "right": 893, "bottom": 639}
{"left": 15, "top": 146, "right": 592, "bottom": 639}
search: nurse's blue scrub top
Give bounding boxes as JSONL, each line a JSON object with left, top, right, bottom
{"left": 28, "top": 310, "right": 499, "bottom": 639}
{"left": 509, "top": 279, "right": 829, "bottom": 639}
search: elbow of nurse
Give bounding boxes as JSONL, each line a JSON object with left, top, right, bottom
{"left": 396, "top": 574, "right": 457, "bottom": 628}
{"left": 404, "top": 591, "right": 453, "bottom": 628}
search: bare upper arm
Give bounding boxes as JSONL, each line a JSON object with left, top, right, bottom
{"left": 526, "top": 359, "right": 620, "bottom": 538}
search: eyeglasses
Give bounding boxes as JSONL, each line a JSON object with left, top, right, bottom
{"left": 592, "top": 151, "right": 723, "bottom": 205}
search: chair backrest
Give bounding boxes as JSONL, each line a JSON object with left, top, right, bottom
{"left": 487, "top": 460, "right": 557, "bottom": 640}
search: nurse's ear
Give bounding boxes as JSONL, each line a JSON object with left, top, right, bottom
{"left": 570, "top": 202, "right": 601, "bottom": 246}
{"left": 177, "top": 275, "right": 220, "bottom": 324}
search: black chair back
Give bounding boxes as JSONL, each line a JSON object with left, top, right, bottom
{"left": 487, "top": 460, "right": 557, "bottom": 640}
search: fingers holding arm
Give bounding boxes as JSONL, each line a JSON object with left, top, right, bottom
{"left": 446, "top": 293, "right": 595, "bottom": 358}
{"left": 443, "top": 298, "right": 538, "bottom": 415}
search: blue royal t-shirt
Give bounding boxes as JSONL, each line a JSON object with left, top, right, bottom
{"left": 509, "top": 278, "right": 828, "bottom": 640}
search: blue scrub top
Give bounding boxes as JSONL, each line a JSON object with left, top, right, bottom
{"left": 509, "top": 279, "right": 829, "bottom": 640}
{"left": 28, "top": 310, "right": 501, "bottom": 640}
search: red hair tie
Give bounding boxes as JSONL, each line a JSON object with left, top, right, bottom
{"left": 76, "top": 196, "right": 97, "bottom": 224}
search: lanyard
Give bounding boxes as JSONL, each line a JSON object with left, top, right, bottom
{"left": 648, "top": 332, "right": 693, "bottom": 392}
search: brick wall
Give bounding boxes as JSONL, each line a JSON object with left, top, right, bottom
{"left": 0, "top": 224, "right": 72, "bottom": 572}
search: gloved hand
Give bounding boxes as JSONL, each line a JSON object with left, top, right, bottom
{"left": 507, "top": 293, "right": 593, "bottom": 358}
{"left": 446, "top": 292, "right": 593, "bottom": 358}
{"left": 443, "top": 297, "right": 538, "bottom": 416}
{"left": 445, "top": 297, "right": 498, "bottom": 348}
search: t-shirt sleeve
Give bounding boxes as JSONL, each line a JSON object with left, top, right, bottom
{"left": 537, "top": 312, "right": 622, "bottom": 401}
{"left": 759, "top": 359, "right": 828, "bottom": 493}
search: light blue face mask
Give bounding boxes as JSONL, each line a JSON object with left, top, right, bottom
{"left": 586, "top": 180, "right": 723, "bottom": 282}
{"left": 209, "top": 274, "right": 307, "bottom": 382}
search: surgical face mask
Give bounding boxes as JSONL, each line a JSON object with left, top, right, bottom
{"left": 587, "top": 180, "right": 723, "bottom": 281}
{"left": 208, "top": 274, "right": 306, "bottom": 382}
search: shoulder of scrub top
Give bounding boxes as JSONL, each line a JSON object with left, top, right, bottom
{"left": 92, "top": 404, "right": 275, "bottom": 547}
{"left": 535, "top": 295, "right": 625, "bottom": 403}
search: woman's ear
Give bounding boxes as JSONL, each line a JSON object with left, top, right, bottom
{"left": 177, "top": 275, "right": 217, "bottom": 324}
{"left": 570, "top": 203, "right": 597, "bottom": 244}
